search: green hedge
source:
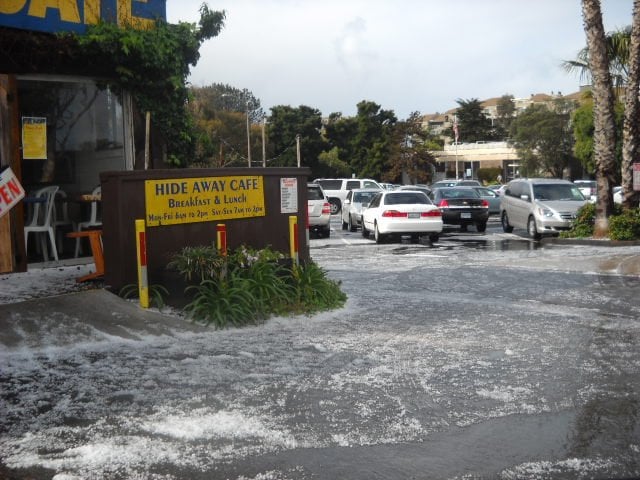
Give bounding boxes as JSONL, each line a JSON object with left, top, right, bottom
{"left": 562, "top": 203, "right": 640, "bottom": 240}
{"left": 168, "top": 245, "right": 346, "bottom": 328}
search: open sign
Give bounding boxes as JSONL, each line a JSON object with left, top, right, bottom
{"left": 0, "top": 167, "right": 25, "bottom": 219}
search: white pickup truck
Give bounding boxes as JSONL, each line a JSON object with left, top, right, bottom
{"left": 313, "top": 178, "right": 382, "bottom": 214}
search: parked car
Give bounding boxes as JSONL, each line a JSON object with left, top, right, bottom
{"left": 472, "top": 186, "right": 501, "bottom": 215}
{"left": 361, "top": 190, "right": 443, "bottom": 244}
{"left": 431, "top": 179, "right": 482, "bottom": 189}
{"left": 307, "top": 183, "right": 331, "bottom": 238}
{"left": 313, "top": 178, "right": 382, "bottom": 214}
{"left": 341, "top": 188, "right": 380, "bottom": 231}
{"left": 614, "top": 186, "right": 622, "bottom": 204}
{"left": 500, "top": 178, "right": 587, "bottom": 239}
{"left": 490, "top": 184, "right": 508, "bottom": 196}
{"left": 397, "top": 185, "right": 432, "bottom": 197}
{"left": 379, "top": 182, "right": 397, "bottom": 190}
{"left": 574, "top": 179, "right": 597, "bottom": 202}
{"left": 430, "top": 187, "right": 489, "bottom": 232}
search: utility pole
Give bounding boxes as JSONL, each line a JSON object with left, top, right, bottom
{"left": 262, "top": 117, "right": 266, "bottom": 167}
{"left": 246, "top": 101, "right": 251, "bottom": 167}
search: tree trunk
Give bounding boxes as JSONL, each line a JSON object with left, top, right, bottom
{"left": 622, "top": 0, "right": 640, "bottom": 209}
{"left": 582, "top": 0, "right": 617, "bottom": 237}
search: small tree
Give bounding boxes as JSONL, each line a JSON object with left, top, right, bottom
{"left": 189, "top": 84, "right": 264, "bottom": 167}
{"left": 445, "top": 98, "right": 496, "bottom": 143}
{"left": 385, "top": 112, "right": 438, "bottom": 184}
{"left": 509, "top": 101, "right": 576, "bottom": 177}
{"left": 496, "top": 94, "right": 516, "bottom": 136}
{"left": 74, "top": 5, "right": 226, "bottom": 167}
{"left": 267, "top": 105, "right": 327, "bottom": 175}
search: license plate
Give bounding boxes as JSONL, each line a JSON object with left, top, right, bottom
{"left": 408, "top": 213, "right": 420, "bottom": 219}
{"left": 461, "top": 212, "right": 472, "bottom": 219}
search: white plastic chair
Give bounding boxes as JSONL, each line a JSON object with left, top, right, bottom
{"left": 53, "top": 189, "right": 74, "bottom": 254}
{"left": 24, "top": 185, "right": 59, "bottom": 262}
{"left": 74, "top": 185, "right": 102, "bottom": 258}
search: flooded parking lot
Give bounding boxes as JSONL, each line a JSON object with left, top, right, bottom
{"left": 1, "top": 219, "right": 639, "bottom": 479}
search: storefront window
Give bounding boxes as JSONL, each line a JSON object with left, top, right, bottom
{"left": 18, "top": 77, "right": 127, "bottom": 194}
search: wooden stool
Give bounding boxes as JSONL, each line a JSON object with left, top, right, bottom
{"left": 66, "top": 229, "right": 104, "bottom": 282}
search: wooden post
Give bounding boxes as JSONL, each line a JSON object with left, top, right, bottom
{"left": 144, "top": 111, "right": 150, "bottom": 170}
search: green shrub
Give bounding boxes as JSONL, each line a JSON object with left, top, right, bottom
{"left": 561, "top": 203, "right": 640, "bottom": 240}
{"left": 290, "top": 261, "right": 347, "bottom": 314}
{"left": 609, "top": 208, "right": 640, "bottom": 241}
{"left": 235, "top": 258, "right": 295, "bottom": 314}
{"left": 477, "top": 167, "right": 503, "bottom": 185}
{"left": 170, "top": 245, "right": 346, "bottom": 328}
{"left": 184, "top": 276, "right": 264, "bottom": 328}
{"left": 167, "top": 245, "right": 226, "bottom": 284}
{"left": 561, "top": 202, "right": 595, "bottom": 238}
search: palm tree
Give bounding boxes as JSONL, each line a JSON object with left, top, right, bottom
{"left": 621, "top": 0, "right": 640, "bottom": 210}
{"left": 581, "top": 0, "right": 618, "bottom": 237}
{"left": 563, "top": 26, "right": 631, "bottom": 90}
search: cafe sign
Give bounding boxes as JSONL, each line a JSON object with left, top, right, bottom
{"left": 144, "top": 176, "right": 266, "bottom": 227}
{"left": 0, "top": 0, "right": 166, "bottom": 35}
{"left": 0, "top": 167, "right": 26, "bottom": 219}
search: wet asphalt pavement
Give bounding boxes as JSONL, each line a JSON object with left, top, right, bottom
{"left": 1, "top": 216, "right": 639, "bottom": 479}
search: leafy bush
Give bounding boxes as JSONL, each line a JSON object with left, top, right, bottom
{"left": 477, "top": 167, "right": 503, "bottom": 185}
{"left": 561, "top": 202, "right": 640, "bottom": 240}
{"left": 170, "top": 245, "right": 346, "bottom": 328}
{"left": 290, "top": 262, "right": 347, "bottom": 314}
{"left": 185, "top": 276, "right": 263, "bottom": 328}
{"left": 167, "top": 244, "right": 227, "bottom": 283}
{"left": 561, "top": 202, "right": 595, "bottom": 238}
{"left": 609, "top": 208, "right": 640, "bottom": 240}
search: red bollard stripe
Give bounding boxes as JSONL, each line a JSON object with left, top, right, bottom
{"left": 139, "top": 232, "right": 147, "bottom": 266}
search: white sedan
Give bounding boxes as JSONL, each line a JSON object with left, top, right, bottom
{"left": 361, "top": 190, "right": 443, "bottom": 244}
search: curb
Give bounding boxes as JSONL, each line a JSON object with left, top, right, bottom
{"left": 542, "top": 237, "right": 640, "bottom": 247}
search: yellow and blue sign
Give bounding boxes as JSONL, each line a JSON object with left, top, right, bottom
{"left": 0, "top": 0, "right": 166, "bottom": 34}
{"left": 145, "top": 176, "right": 266, "bottom": 227}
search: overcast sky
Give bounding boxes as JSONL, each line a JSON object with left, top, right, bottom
{"left": 166, "top": 1, "right": 633, "bottom": 119}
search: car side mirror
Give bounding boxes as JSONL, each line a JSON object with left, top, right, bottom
{"left": 520, "top": 194, "right": 530, "bottom": 201}
{"left": 344, "top": 199, "right": 351, "bottom": 205}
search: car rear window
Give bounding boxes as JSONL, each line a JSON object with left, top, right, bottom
{"left": 316, "top": 180, "right": 342, "bottom": 190}
{"left": 353, "top": 191, "right": 378, "bottom": 203}
{"left": 440, "top": 188, "right": 480, "bottom": 199}
{"left": 384, "top": 192, "right": 431, "bottom": 205}
{"left": 307, "top": 186, "right": 324, "bottom": 200}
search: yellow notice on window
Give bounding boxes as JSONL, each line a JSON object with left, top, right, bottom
{"left": 145, "top": 176, "right": 266, "bottom": 227}
{"left": 22, "top": 117, "right": 47, "bottom": 160}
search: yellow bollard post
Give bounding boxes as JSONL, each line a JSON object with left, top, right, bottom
{"left": 216, "top": 223, "right": 227, "bottom": 256}
{"left": 135, "top": 219, "right": 149, "bottom": 308}
{"left": 289, "top": 215, "right": 299, "bottom": 266}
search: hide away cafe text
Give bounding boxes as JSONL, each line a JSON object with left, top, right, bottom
{"left": 0, "top": 0, "right": 166, "bottom": 34}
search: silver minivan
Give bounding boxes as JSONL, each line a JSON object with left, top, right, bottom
{"left": 500, "top": 178, "right": 587, "bottom": 239}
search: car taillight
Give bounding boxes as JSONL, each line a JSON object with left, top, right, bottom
{"left": 421, "top": 210, "right": 442, "bottom": 217}
{"left": 481, "top": 200, "right": 489, "bottom": 208}
{"left": 438, "top": 199, "right": 449, "bottom": 207}
{"left": 322, "top": 203, "right": 331, "bottom": 214}
{"left": 381, "top": 210, "right": 408, "bottom": 218}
